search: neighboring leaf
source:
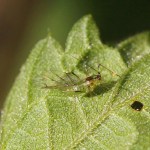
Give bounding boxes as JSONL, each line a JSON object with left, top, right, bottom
{"left": 117, "top": 31, "right": 150, "bottom": 66}
{"left": 0, "top": 15, "right": 150, "bottom": 150}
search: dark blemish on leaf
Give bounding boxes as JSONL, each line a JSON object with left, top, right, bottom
{"left": 131, "top": 101, "right": 143, "bottom": 111}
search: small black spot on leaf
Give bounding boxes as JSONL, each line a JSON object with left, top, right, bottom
{"left": 131, "top": 101, "right": 143, "bottom": 111}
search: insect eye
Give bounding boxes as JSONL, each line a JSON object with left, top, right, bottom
{"left": 130, "top": 101, "right": 143, "bottom": 111}
{"left": 97, "top": 75, "right": 101, "bottom": 80}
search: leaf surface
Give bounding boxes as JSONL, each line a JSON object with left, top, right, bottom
{"left": 118, "top": 31, "right": 150, "bottom": 66}
{"left": 0, "top": 15, "right": 150, "bottom": 150}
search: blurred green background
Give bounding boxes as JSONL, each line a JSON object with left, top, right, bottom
{"left": 0, "top": 0, "right": 150, "bottom": 109}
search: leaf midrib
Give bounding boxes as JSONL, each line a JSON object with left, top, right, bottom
{"left": 1, "top": 79, "right": 149, "bottom": 149}
{"left": 64, "top": 83, "right": 150, "bottom": 150}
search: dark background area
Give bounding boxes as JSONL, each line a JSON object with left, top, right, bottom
{"left": 0, "top": 0, "right": 150, "bottom": 109}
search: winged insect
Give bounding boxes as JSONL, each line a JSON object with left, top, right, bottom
{"left": 41, "top": 62, "right": 120, "bottom": 94}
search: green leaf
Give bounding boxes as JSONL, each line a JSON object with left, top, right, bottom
{"left": 0, "top": 15, "right": 150, "bottom": 150}
{"left": 0, "top": 36, "right": 64, "bottom": 149}
{"left": 62, "top": 14, "right": 103, "bottom": 71}
{"left": 117, "top": 31, "right": 150, "bottom": 66}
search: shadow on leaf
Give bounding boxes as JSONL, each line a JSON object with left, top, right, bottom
{"left": 85, "top": 81, "right": 117, "bottom": 97}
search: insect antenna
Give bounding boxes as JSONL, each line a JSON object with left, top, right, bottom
{"left": 85, "top": 63, "right": 100, "bottom": 74}
{"left": 71, "top": 55, "right": 100, "bottom": 74}
{"left": 98, "top": 64, "right": 121, "bottom": 78}
{"left": 70, "top": 55, "right": 120, "bottom": 78}
{"left": 85, "top": 63, "right": 121, "bottom": 78}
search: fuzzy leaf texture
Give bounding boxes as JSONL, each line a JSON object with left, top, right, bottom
{"left": 0, "top": 15, "right": 150, "bottom": 150}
